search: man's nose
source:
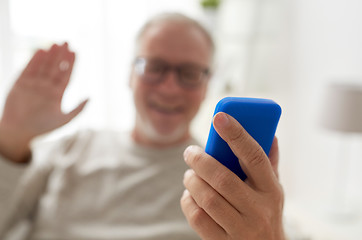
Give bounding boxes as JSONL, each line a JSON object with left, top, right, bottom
{"left": 158, "top": 69, "right": 182, "bottom": 92}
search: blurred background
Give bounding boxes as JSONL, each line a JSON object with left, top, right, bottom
{"left": 1, "top": 0, "right": 362, "bottom": 239}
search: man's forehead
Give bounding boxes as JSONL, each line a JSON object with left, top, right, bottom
{"left": 138, "top": 22, "right": 212, "bottom": 65}
{"left": 141, "top": 22, "right": 207, "bottom": 45}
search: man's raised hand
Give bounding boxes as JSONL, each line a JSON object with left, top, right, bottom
{"left": 0, "top": 43, "right": 87, "bottom": 162}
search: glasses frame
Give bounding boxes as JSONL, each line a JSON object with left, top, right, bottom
{"left": 133, "top": 57, "right": 210, "bottom": 89}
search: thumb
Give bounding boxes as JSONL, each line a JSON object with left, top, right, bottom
{"left": 62, "top": 99, "right": 89, "bottom": 124}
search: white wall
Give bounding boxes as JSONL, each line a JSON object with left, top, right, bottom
{"left": 290, "top": 0, "right": 362, "bottom": 206}
{"left": 283, "top": 0, "right": 362, "bottom": 238}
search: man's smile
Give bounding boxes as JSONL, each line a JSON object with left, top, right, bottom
{"left": 148, "top": 100, "right": 184, "bottom": 115}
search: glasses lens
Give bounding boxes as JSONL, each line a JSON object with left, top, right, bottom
{"left": 134, "top": 58, "right": 146, "bottom": 74}
{"left": 135, "top": 58, "right": 166, "bottom": 83}
{"left": 179, "top": 66, "right": 207, "bottom": 88}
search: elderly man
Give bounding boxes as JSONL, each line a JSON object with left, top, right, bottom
{"left": 0, "top": 13, "right": 285, "bottom": 240}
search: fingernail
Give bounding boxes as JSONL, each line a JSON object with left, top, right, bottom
{"left": 182, "top": 189, "right": 190, "bottom": 198}
{"left": 184, "top": 169, "right": 194, "bottom": 178}
{"left": 183, "top": 145, "right": 193, "bottom": 163}
{"left": 214, "top": 112, "right": 229, "bottom": 128}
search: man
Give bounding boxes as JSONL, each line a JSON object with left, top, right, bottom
{"left": 0, "top": 13, "right": 285, "bottom": 239}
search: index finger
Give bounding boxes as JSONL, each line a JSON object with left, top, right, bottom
{"left": 213, "top": 112, "right": 278, "bottom": 191}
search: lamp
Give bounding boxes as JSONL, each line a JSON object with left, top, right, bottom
{"left": 320, "top": 82, "right": 362, "bottom": 133}
{"left": 319, "top": 82, "right": 362, "bottom": 220}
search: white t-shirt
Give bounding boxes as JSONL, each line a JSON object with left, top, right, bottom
{"left": 0, "top": 130, "right": 201, "bottom": 240}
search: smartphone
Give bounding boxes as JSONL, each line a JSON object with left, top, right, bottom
{"left": 205, "top": 97, "right": 282, "bottom": 181}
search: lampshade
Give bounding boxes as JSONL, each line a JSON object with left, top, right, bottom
{"left": 320, "top": 82, "right": 362, "bottom": 133}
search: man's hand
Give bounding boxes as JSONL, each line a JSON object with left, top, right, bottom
{"left": 181, "top": 112, "right": 285, "bottom": 240}
{"left": 0, "top": 43, "right": 87, "bottom": 162}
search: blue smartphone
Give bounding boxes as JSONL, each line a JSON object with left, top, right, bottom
{"left": 205, "top": 97, "right": 282, "bottom": 181}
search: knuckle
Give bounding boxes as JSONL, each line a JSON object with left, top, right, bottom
{"left": 253, "top": 206, "right": 273, "bottom": 227}
{"left": 213, "top": 170, "right": 235, "bottom": 192}
{"left": 188, "top": 207, "right": 207, "bottom": 229}
{"left": 228, "top": 128, "right": 247, "bottom": 146}
{"left": 188, "top": 150, "right": 203, "bottom": 166}
{"left": 237, "top": 188, "right": 255, "bottom": 205}
{"left": 200, "top": 191, "right": 220, "bottom": 210}
{"left": 245, "top": 147, "right": 266, "bottom": 168}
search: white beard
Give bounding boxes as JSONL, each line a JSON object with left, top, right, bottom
{"left": 136, "top": 115, "right": 188, "bottom": 145}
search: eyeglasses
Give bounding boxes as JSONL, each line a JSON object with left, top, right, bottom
{"left": 133, "top": 57, "right": 210, "bottom": 89}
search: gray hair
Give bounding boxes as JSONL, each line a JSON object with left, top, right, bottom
{"left": 134, "top": 12, "right": 215, "bottom": 60}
